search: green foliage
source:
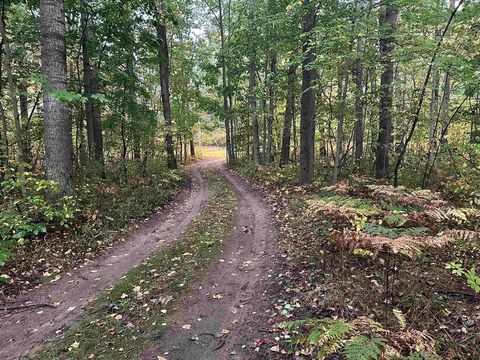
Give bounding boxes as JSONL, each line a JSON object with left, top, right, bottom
{"left": 362, "top": 223, "right": 429, "bottom": 239}
{"left": 446, "top": 261, "right": 480, "bottom": 293}
{"left": 343, "top": 336, "right": 384, "bottom": 360}
{"left": 0, "top": 169, "right": 77, "bottom": 267}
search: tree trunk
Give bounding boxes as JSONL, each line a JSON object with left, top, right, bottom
{"left": 40, "top": 0, "right": 73, "bottom": 196}
{"left": 81, "top": 0, "right": 104, "bottom": 166}
{"left": 157, "top": 0, "right": 177, "bottom": 169}
{"left": 218, "top": 0, "right": 234, "bottom": 164}
{"left": 266, "top": 55, "right": 276, "bottom": 164}
{"left": 190, "top": 139, "right": 195, "bottom": 157}
{"left": 375, "top": 4, "right": 397, "bottom": 179}
{"left": 248, "top": 0, "right": 260, "bottom": 164}
{"left": 333, "top": 70, "right": 349, "bottom": 184}
{"left": 353, "top": 38, "right": 364, "bottom": 165}
{"left": 0, "top": 100, "right": 8, "bottom": 168}
{"left": 19, "top": 84, "right": 33, "bottom": 164}
{"left": 0, "top": 15, "right": 25, "bottom": 166}
{"left": 280, "top": 64, "right": 296, "bottom": 166}
{"left": 299, "top": 0, "right": 317, "bottom": 184}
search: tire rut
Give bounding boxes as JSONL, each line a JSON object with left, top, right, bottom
{"left": 145, "top": 166, "right": 278, "bottom": 360}
{"left": 0, "top": 163, "right": 209, "bottom": 360}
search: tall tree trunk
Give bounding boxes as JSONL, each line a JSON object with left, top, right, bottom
{"left": 393, "top": 0, "right": 464, "bottom": 186}
{"left": 0, "top": 13, "right": 26, "bottom": 192}
{"left": 19, "top": 84, "right": 33, "bottom": 164}
{"left": 353, "top": 38, "right": 364, "bottom": 165}
{"left": 248, "top": 0, "right": 260, "bottom": 164}
{"left": 157, "top": 0, "right": 177, "bottom": 169}
{"left": 40, "top": 0, "right": 73, "bottom": 196}
{"left": 428, "top": 65, "right": 440, "bottom": 165}
{"left": 0, "top": 31, "right": 7, "bottom": 168}
{"left": 333, "top": 70, "right": 349, "bottom": 184}
{"left": 0, "top": 100, "right": 8, "bottom": 168}
{"left": 299, "top": 0, "right": 317, "bottom": 184}
{"left": 218, "top": 0, "right": 233, "bottom": 164}
{"left": 280, "top": 64, "right": 296, "bottom": 166}
{"left": 190, "top": 139, "right": 195, "bottom": 157}
{"left": 375, "top": 4, "right": 397, "bottom": 179}
{"left": 265, "top": 55, "right": 276, "bottom": 164}
{"left": 81, "top": 0, "right": 104, "bottom": 166}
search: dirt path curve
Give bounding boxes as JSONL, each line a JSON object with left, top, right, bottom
{"left": 144, "top": 166, "right": 278, "bottom": 360}
{"left": 0, "top": 162, "right": 210, "bottom": 360}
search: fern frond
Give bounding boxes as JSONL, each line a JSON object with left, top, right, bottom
{"left": 343, "top": 336, "right": 384, "bottom": 360}
{"left": 393, "top": 308, "right": 407, "bottom": 330}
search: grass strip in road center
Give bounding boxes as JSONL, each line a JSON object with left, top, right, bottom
{"left": 31, "top": 170, "right": 237, "bottom": 360}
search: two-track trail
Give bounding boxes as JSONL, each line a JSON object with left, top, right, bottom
{"left": 0, "top": 163, "right": 208, "bottom": 360}
{"left": 143, "top": 167, "right": 278, "bottom": 360}
{"left": 0, "top": 158, "right": 278, "bottom": 360}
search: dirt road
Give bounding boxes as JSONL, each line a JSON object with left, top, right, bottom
{"left": 143, "top": 167, "right": 278, "bottom": 360}
{"left": 0, "top": 164, "right": 208, "bottom": 360}
{"left": 0, "top": 159, "right": 278, "bottom": 360}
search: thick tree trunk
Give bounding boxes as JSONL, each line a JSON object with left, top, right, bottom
{"left": 157, "top": 0, "right": 177, "bottom": 169}
{"left": 299, "top": 0, "right": 317, "bottom": 184}
{"left": 81, "top": 0, "right": 104, "bottom": 166}
{"left": 375, "top": 4, "right": 397, "bottom": 179}
{"left": 40, "top": 0, "right": 73, "bottom": 196}
{"left": 280, "top": 64, "right": 296, "bottom": 166}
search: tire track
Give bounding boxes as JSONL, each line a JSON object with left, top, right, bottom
{"left": 145, "top": 166, "right": 278, "bottom": 360}
{"left": 0, "top": 163, "right": 209, "bottom": 360}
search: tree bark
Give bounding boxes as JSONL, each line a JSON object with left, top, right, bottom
{"left": 248, "top": 0, "right": 260, "bottom": 164}
{"left": 266, "top": 55, "right": 276, "bottom": 164}
{"left": 189, "top": 139, "right": 195, "bottom": 157}
{"left": 299, "top": 0, "right": 317, "bottom": 184}
{"left": 81, "top": 0, "right": 104, "bottom": 166}
{"left": 280, "top": 64, "right": 296, "bottom": 166}
{"left": 218, "top": 0, "right": 234, "bottom": 164}
{"left": 333, "top": 69, "right": 349, "bottom": 184}
{"left": 353, "top": 38, "right": 364, "bottom": 164}
{"left": 40, "top": 0, "right": 73, "bottom": 196}
{"left": 157, "top": 0, "right": 177, "bottom": 169}
{"left": 0, "top": 15, "right": 25, "bottom": 167}
{"left": 375, "top": 4, "right": 397, "bottom": 179}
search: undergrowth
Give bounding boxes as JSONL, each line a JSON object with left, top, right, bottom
{"left": 233, "top": 161, "right": 479, "bottom": 360}
{"left": 1, "top": 160, "right": 185, "bottom": 295}
{"left": 30, "top": 170, "right": 237, "bottom": 359}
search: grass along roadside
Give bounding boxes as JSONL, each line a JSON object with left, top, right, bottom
{"left": 30, "top": 170, "right": 237, "bottom": 360}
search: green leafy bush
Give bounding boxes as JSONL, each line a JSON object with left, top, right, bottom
{"left": 0, "top": 169, "right": 77, "bottom": 268}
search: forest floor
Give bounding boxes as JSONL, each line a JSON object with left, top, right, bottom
{"left": 0, "top": 157, "right": 280, "bottom": 360}
{"left": 233, "top": 161, "right": 480, "bottom": 360}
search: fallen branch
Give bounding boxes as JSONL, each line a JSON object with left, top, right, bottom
{"left": 0, "top": 303, "right": 56, "bottom": 312}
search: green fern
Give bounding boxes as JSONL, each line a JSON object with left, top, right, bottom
{"left": 343, "top": 336, "right": 384, "bottom": 360}
{"left": 278, "top": 319, "right": 309, "bottom": 330}
{"left": 362, "top": 223, "right": 428, "bottom": 239}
